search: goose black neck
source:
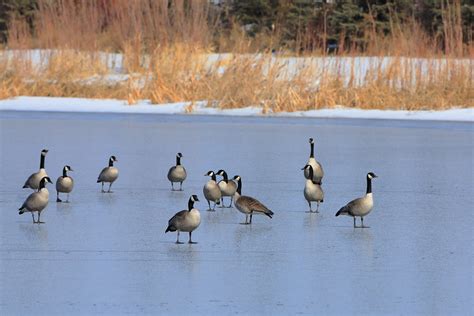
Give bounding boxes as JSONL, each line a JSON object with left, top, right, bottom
{"left": 40, "top": 154, "right": 46, "bottom": 169}
{"left": 366, "top": 177, "right": 372, "bottom": 194}
{"left": 109, "top": 159, "right": 114, "bottom": 167}
{"left": 62, "top": 167, "right": 68, "bottom": 177}
{"left": 222, "top": 172, "right": 228, "bottom": 183}
{"left": 211, "top": 174, "right": 216, "bottom": 182}
{"left": 236, "top": 178, "right": 242, "bottom": 195}
{"left": 308, "top": 165, "right": 314, "bottom": 180}
{"left": 39, "top": 179, "right": 46, "bottom": 190}
{"left": 310, "top": 143, "right": 314, "bottom": 158}
{"left": 188, "top": 198, "right": 194, "bottom": 211}
{"left": 176, "top": 156, "right": 181, "bottom": 166}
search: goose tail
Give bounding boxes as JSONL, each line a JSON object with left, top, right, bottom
{"left": 335, "top": 205, "right": 349, "bottom": 217}
{"left": 165, "top": 225, "right": 176, "bottom": 233}
{"left": 265, "top": 209, "right": 274, "bottom": 219}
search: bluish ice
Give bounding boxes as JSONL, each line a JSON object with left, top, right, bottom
{"left": 0, "top": 111, "right": 472, "bottom": 315}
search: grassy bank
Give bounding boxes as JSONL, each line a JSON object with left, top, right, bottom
{"left": 1, "top": 49, "right": 472, "bottom": 111}
{"left": 0, "top": 0, "right": 472, "bottom": 111}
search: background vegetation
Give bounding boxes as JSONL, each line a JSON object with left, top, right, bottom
{"left": 0, "top": 0, "right": 472, "bottom": 111}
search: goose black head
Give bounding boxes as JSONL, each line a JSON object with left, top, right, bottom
{"left": 309, "top": 138, "right": 314, "bottom": 144}
{"left": 39, "top": 176, "right": 53, "bottom": 188}
{"left": 367, "top": 172, "right": 378, "bottom": 179}
{"left": 177, "top": 152, "right": 183, "bottom": 158}
{"left": 110, "top": 155, "right": 117, "bottom": 162}
{"left": 191, "top": 194, "right": 199, "bottom": 202}
{"left": 217, "top": 169, "right": 225, "bottom": 176}
{"left": 41, "top": 149, "right": 49, "bottom": 156}
{"left": 205, "top": 171, "right": 215, "bottom": 177}
{"left": 64, "top": 165, "right": 73, "bottom": 172}
{"left": 301, "top": 164, "right": 313, "bottom": 171}
{"left": 232, "top": 175, "right": 241, "bottom": 181}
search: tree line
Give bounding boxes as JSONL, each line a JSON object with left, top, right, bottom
{"left": 1, "top": 0, "right": 472, "bottom": 54}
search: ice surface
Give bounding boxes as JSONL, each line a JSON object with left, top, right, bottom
{"left": 0, "top": 111, "right": 472, "bottom": 314}
{"left": 0, "top": 96, "right": 472, "bottom": 122}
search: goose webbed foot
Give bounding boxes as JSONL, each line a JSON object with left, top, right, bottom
{"left": 56, "top": 198, "right": 62, "bottom": 203}
{"left": 175, "top": 241, "right": 184, "bottom": 244}
{"left": 37, "top": 221, "right": 45, "bottom": 224}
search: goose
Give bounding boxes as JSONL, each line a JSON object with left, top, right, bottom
{"left": 56, "top": 165, "right": 74, "bottom": 203}
{"left": 233, "top": 175, "right": 273, "bottom": 224}
{"left": 335, "top": 172, "right": 378, "bottom": 228}
{"left": 302, "top": 165, "right": 324, "bottom": 213}
{"left": 167, "top": 152, "right": 187, "bottom": 191}
{"left": 203, "top": 171, "right": 221, "bottom": 211}
{"left": 23, "top": 149, "right": 49, "bottom": 190}
{"left": 97, "top": 155, "right": 119, "bottom": 193}
{"left": 165, "top": 195, "right": 201, "bottom": 244}
{"left": 304, "top": 138, "right": 324, "bottom": 184}
{"left": 19, "top": 176, "right": 53, "bottom": 224}
{"left": 216, "top": 169, "right": 237, "bottom": 207}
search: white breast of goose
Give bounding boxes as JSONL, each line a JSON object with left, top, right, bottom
{"left": 169, "top": 166, "right": 186, "bottom": 179}
{"left": 354, "top": 193, "right": 374, "bottom": 216}
{"left": 181, "top": 209, "right": 201, "bottom": 231}
{"left": 57, "top": 177, "right": 74, "bottom": 192}
{"left": 218, "top": 180, "right": 237, "bottom": 196}
{"left": 104, "top": 167, "right": 119, "bottom": 182}
{"left": 304, "top": 180, "right": 323, "bottom": 201}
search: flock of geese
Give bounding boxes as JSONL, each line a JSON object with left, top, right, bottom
{"left": 18, "top": 138, "right": 378, "bottom": 244}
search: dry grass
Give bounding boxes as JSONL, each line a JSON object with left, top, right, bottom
{"left": 1, "top": 0, "right": 472, "bottom": 111}
{"left": 1, "top": 47, "right": 472, "bottom": 110}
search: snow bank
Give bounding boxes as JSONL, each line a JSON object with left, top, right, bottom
{"left": 0, "top": 96, "right": 472, "bottom": 122}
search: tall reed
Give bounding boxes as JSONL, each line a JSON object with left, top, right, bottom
{"left": 1, "top": 0, "right": 472, "bottom": 111}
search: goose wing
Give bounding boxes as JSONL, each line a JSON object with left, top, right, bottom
{"left": 336, "top": 196, "right": 364, "bottom": 216}
{"left": 97, "top": 167, "right": 109, "bottom": 182}
{"left": 165, "top": 210, "right": 187, "bottom": 232}
{"left": 239, "top": 195, "right": 273, "bottom": 217}
{"left": 19, "top": 192, "right": 40, "bottom": 212}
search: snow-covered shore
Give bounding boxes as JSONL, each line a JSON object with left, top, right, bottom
{"left": 0, "top": 96, "right": 472, "bottom": 122}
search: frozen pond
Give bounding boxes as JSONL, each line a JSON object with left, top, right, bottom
{"left": 0, "top": 111, "right": 472, "bottom": 315}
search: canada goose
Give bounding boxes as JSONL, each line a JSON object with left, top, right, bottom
{"left": 165, "top": 195, "right": 201, "bottom": 244}
{"left": 233, "top": 175, "right": 273, "bottom": 224}
{"left": 304, "top": 138, "right": 324, "bottom": 184}
{"left": 19, "top": 176, "right": 53, "bottom": 224}
{"left": 203, "top": 171, "right": 221, "bottom": 211}
{"left": 216, "top": 169, "right": 237, "bottom": 207}
{"left": 167, "top": 152, "right": 187, "bottom": 191}
{"left": 302, "top": 165, "right": 324, "bottom": 213}
{"left": 23, "top": 149, "right": 49, "bottom": 190}
{"left": 97, "top": 155, "right": 119, "bottom": 193}
{"left": 56, "top": 165, "right": 74, "bottom": 203}
{"left": 335, "top": 172, "right": 378, "bottom": 228}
